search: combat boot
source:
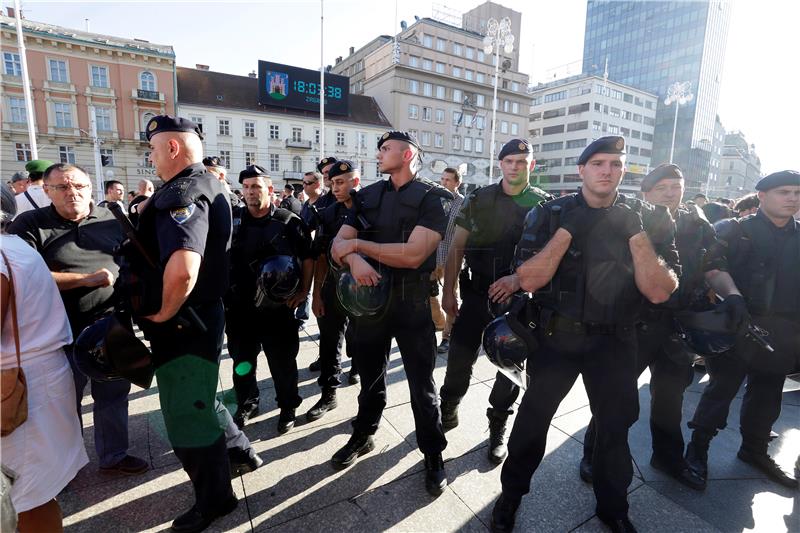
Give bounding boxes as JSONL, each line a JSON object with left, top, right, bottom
{"left": 424, "top": 453, "right": 447, "bottom": 496}
{"left": 487, "top": 408, "right": 510, "bottom": 465}
{"left": 684, "top": 430, "right": 712, "bottom": 490}
{"left": 440, "top": 399, "right": 459, "bottom": 431}
{"left": 306, "top": 388, "right": 338, "bottom": 421}
{"left": 277, "top": 408, "right": 296, "bottom": 434}
{"left": 490, "top": 492, "right": 521, "bottom": 533}
{"left": 233, "top": 402, "right": 259, "bottom": 429}
{"left": 331, "top": 431, "right": 375, "bottom": 469}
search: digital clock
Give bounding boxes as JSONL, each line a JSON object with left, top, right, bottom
{"left": 258, "top": 60, "right": 349, "bottom": 115}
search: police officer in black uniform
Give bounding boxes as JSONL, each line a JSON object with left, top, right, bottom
{"left": 579, "top": 163, "right": 748, "bottom": 491}
{"left": 136, "top": 115, "right": 238, "bottom": 532}
{"left": 280, "top": 184, "right": 303, "bottom": 215}
{"left": 226, "top": 164, "right": 314, "bottom": 432}
{"left": 305, "top": 160, "right": 362, "bottom": 422}
{"left": 686, "top": 170, "right": 800, "bottom": 489}
{"left": 439, "top": 139, "right": 548, "bottom": 464}
{"left": 329, "top": 131, "right": 452, "bottom": 496}
{"left": 203, "top": 156, "right": 242, "bottom": 209}
{"left": 490, "top": 137, "right": 680, "bottom": 533}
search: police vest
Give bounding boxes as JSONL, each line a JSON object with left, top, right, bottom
{"left": 354, "top": 177, "right": 452, "bottom": 276}
{"left": 671, "top": 205, "right": 712, "bottom": 308}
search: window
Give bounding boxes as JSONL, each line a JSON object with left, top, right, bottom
{"left": 244, "top": 121, "right": 256, "bottom": 137}
{"left": 423, "top": 59, "right": 432, "bottom": 71}
{"left": 640, "top": 148, "right": 652, "bottom": 157}
{"left": 542, "top": 141, "right": 563, "bottom": 152}
{"left": 189, "top": 116, "right": 203, "bottom": 132}
{"left": 645, "top": 100, "right": 655, "bottom": 110}
{"left": 568, "top": 103, "right": 590, "bottom": 114}
{"left": 358, "top": 132, "right": 367, "bottom": 149}
{"left": 512, "top": 102, "right": 519, "bottom": 114}
{"left": 620, "top": 127, "right": 630, "bottom": 136}
{"left": 143, "top": 152, "right": 153, "bottom": 168}
{"left": 408, "top": 104, "right": 419, "bottom": 119}
{"left": 422, "top": 107, "right": 432, "bottom": 121}
{"left": 452, "top": 110, "right": 462, "bottom": 125}
{"left": 628, "top": 146, "right": 640, "bottom": 155}
{"left": 336, "top": 131, "right": 346, "bottom": 146}
{"left": 269, "top": 124, "right": 280, "bottom": 140}
{"left": 408, "top": 56, "right": 419, "bottom": 67}
{"left": 423, "top": 35, "right": 433, "bottom": 48}
{"left": 54, "top": 102, "right": 73, "bottom": 128}
{"left": 463, "top": 113, "right": 474, "bottom": 127}
{"left": 609, "top": 107, "right": 621, "bottom": 118}
{"left": 477, "top": 50, "right": 485, "bottom": 62}
{"left": 421, "top": 131, "right": 431, "bottom": 146}
{"left": 435, "top": 109, "right": 445, "bottom": 123}
{"left": 292, "top": 156, "right": 302, "bottom": 173}
{"left": 642, "top": 132, "right": 654, "bottom": 142}
{"left": 592, "top": 121, "right": 601, "bottom": 131}
{"left": 435, "top": 62, "right": 445, "bottom": 74}
{"left": 435, "top": 85, "right": 445, "bottom": 99}
{"left": 567, "top": 121, "right": 588, "bottom": 132}
{"left": 453, "top": 43, "right": 462, "bottom": 56}
{"left": 49, "top": 59, "right": 68, "bottom": 82}
{"left": 90, "top": 65, "right": 109, "bottom": 88}
{"left": 408, "top": 79, "right": 419, "bottom": 94}
{"left": 465, "top": 69, "right": 474, "bottom": 81}
{"left": 566, "top": 138, "right": 587, "bottom": 149}
{"left": 503, "top": 100, "right": 510, "bottom": 113}
{"left": 465, "top": 47, "right": 475, "bottom": 60}
{"left": 451, "top": 135, "right": 461, "bottom": 150}
{"left": 9, "top": 97, "right": 27, "bottom": 123}
{"left": 59, "top": 145, "right": 76, "bottom": 164}
{"left": 218, "top": 119, "right": 230, "bottom": 136}
{"left": 95, "top": 107, "right": 112, "bottom": 131}
{"left": 475, "top": 138, "right": 484, "bottom": 153}
{"left": 475, "top": 116, "right": 485, "bottom": 130}
{"left": 218, "top": 151, "right": 231, "bottom": 169}
{"left": 100, "top": 148, "right": 115, "bottom": 166}
{"left": 452, "top": 67, "right": 461, "bottom": 78}
{"left": 476, "top": 72, "right": 485, "bottom": 83}
{"left": 269, "top": 153, "right": 280, "bottom": 172}
{"left": 632, "top": 113, "right": 642, "bottom": 122}
{"left": 423, "top": 83, "right": 433, "bottom": 97}
{"left": 463, "top": 137, "right": 472, "bottom": 151}
{"left": 436, "top": 38, "right": 446, "bottom": 52}
{"left": 15, "top": 143, "right": 31, "bottom": 161}
{"left": 452, "top": 89, "right": 462, "bottom": 103}
{"left": 140, "top": 71, "right": 156, "bottom": 91}
{"left": 564, "top": 156, "right": 579, "bottom": 166}
{"left": 408, "top": 129, "right": 418, "bottom": 140}
{"left": 544, "top": 90, "right": 567, "bottom": 103}
{"left": 511, "top": 123, "right": 519, "bottom": 135}
{"left": 3, "top": 53, "right": 21, "bottom": 76}
{"left": 608, "top": 125, "right": 620, "bottom": 134}
{"left": 500, "top": 121, "right": 508, "bottom": 134}
{"left": 543, "top": 125, "right": 564, "bottom": 135}
{"left": 512, "top": 82, "right": 520, "bottom": 92}
{"left": 292, "top": 127, "right": 302, "bottom": 142}
{"left": 631, "top": 130, "right": 641, "bottom": 139}
{"left": 315, "top": 129, "right": 320, "bottom": 144}
{"left": 434, "top": 133, "right": 444, "bottom": 148}
{"left": 476, "top": 94, "right": 485, "bottom": 107}
{"left": 643, "top": 116, "right": 655, "bottom": 126}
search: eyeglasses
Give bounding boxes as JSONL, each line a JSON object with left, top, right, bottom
{"left": 302, "top": 181, "right": 318, "bottom": 186}
{"left": 47, "top": 183, "right": 91, "bottom": 192}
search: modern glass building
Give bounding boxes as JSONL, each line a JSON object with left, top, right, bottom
{"left": 582, "top": 0, "right": 732, "bottom": 192}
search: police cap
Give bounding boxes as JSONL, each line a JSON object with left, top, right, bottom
{"left": 577, "top": 136, "right": 626, "bottom": 165}
{"left": 316, "top": 156, "right": 338, "bottom": 172}
{"left": 328, "top": 160, "right": 357, "bottom": 179}
{"left": 641, "top": 163, "right": 684, "bottom": 192}
{"left": 498, "top": 139, "right": 533, "bottom": 160}
{"left": 25, "top": 159, "right": 53, "bottom": 175}
{"left": 203, "top": 156, "right": 224, "bottom": 168}
{"left": 238, "top": 164, "right": 270, "bottom": 184}
{"left": 754, "top": 170, "right": 800, "bottom": 192}
{"left": 377, "top": 130, "right": 421, "bottom": 151}
{"left": 145, "top": 115, "right": 204, "bottom": 142}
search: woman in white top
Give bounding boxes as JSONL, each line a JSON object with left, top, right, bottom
{"left": 1, "top": 186, "right": 88, "bottom": 532}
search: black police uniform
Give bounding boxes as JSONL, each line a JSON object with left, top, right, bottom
{"left": 280, "top": 193, "right": 303, "bottom": 216}
{"left": 440, "top": 151, "right": 547, "bottom": 434}
{"left": 500, "top": 188, "right": 678, "bottom": 521}
{"left": 226, "top": 203, "right": 312, "bottom": 422}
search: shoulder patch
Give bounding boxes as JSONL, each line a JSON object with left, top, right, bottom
{"left": 170, "top": 204, "right": 195, "bottom": 224}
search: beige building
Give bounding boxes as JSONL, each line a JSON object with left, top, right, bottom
{"left": 1, "top": 11, "right": 175, "bottom": 190}
{"left": 331, "top": 2, "right": 529, "bottom": 185}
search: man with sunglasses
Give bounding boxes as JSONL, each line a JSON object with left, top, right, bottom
{"left": 9, "top": 163, "right": 148, "bottom": 477}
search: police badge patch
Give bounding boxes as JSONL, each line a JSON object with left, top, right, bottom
{"left": 170, "top": 205, "right": 195, "bottom": 224}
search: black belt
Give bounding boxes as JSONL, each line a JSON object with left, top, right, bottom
{"left": 639, "top": 306, "right": 671, "bottom": 323}
{"left": 548, "top": 314, "right": 633, "bottom": 336}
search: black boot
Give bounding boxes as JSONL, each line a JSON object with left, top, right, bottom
{"left": 424, "top": 453, "right": 447, "bottom": 496}
{"left": 490, "top": 492, "right": 521, "bottom": 533}
{"left": 309, "top": 357, "right": 321, "bottom": 372}
{"left": 277, "top": 408, "right": 296, "bottom": 434}
{"left": 738, "top": 443, "right": 798, "bottom": 489}
{"left": 487, "top": 408, "right": 510, "bottom": 465}
{"left": 685, "top": 430, "right": 712, "bottom": 490}
{"left": 227, "top": 447, "right": 263, "bottom": 477}
{"left": 579, "top": 456, "right": 593, "bottom": 484}
{"left": 171, "top": 495, "right": 238, "bottom": 533}
{"left": 331, "top": 432, "right": 375, "bottom": 470}
{"left": 441, "top": 400, "right": 459, "bottom": 431}
{"left": 306, "top": 388, "right": 338, "bottom": 421}
{"left": 233, "top": 402, "right": 259, "bottom": 429}
{"left": 597, "top": 514, "right": 638, "bottom": 533}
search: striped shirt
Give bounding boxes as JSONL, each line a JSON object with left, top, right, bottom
{"left": 436, "top": 191, "right": 465, "bottom": 267}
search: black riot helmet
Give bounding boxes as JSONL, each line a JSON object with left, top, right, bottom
{"left": 481, "top": 296, "right": 538, "bottom": 389}
{"left": 254, "top": 255, "right": 301, "bottom": 309}
{"left": 335, "top": 267, "right": 391, "bottom": 318}
{"left": 74, "top": 313, "right": 154, "bottom": 389}
{"left": 674, "top": 308, "right": 736, "bottom": 356}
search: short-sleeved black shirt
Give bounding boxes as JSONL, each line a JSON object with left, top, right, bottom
{"left": 313, "top": 200, "right": 349, "bottom": 260}
{"left": 280, "top": 195, "right": 302, "bottom": 216}
{"left": 8, "top": 204, "right": 124, "bottom": 334}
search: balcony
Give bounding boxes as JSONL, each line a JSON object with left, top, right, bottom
{"left": 285, "top": 139, "right": 312, "bottom": 150}
{"left": 132, "top": 88, "right": 164, "bottom": 102}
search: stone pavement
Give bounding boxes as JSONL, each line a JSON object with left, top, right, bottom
{"left": 60, "top": 320, "right": 799, "bottom": 532}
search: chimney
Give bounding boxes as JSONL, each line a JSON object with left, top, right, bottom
{"left": 196, "top": 64, "right": 210, "bottom": 71}
{"left": 248, "top": 71, "right": 256, "bottom": 78}
{"left": 335, "top": 56, "right": 342, "bottom": 64}
{"left": 349, "top": 46, "right": 355, "bottom": 55}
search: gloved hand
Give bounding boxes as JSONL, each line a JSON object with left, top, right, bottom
{"left": 606, "top": 203, "right": 643, "bottom": 240}
{"left": 715, "top": 294, "right": 750, "bottom": 335}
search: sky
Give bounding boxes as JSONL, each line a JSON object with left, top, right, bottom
{"left": 7, "top": 0, "right": 798, "bottom": 173}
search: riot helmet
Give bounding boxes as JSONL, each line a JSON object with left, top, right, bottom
{"left": 335, "top": 266, "right": 391, "bottom": 318}
{"left": 481, "top": 299, "right": 538, "bottom": 389}
{"left": 674, "top": 308, "right": 736, "bottom": 356}
{"left": 254, "top": 255, "right": 301, "bottom": 309}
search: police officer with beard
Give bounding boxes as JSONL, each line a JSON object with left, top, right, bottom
{"left": 491, "top": 137, "right": 679, "bottom": 533}
{"left": 305, "top": 160, "right": 362, "bottom": 422}
{"left": 686, "top": 170, "right": 800, "bottom": 489}
{"left": 439, "top": 139, "right": 548, "bottom": 465}
{"left": 579, "top": 164, "right": 748, "bottom": 491}
{"left": 226, "top": 165, "right": 313, "bottom": 433}
{"left": 329, "top": 131, "right": 452, "bottom": 496}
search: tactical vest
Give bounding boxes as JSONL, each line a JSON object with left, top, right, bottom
{"left": 355, "top": 177, "right": 452, "bottom": 276}
{"left": 671, "top": 206, "right": 711, "bottom": 308}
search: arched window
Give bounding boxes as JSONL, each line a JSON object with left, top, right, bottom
{"left": 140, "top": 71, "right": 156, "bottom": 92}
{"left": 292, "top": 156, "right": 302, "bottom": 173}
{"left": 142, "top": 112, "right": 155, "bottom": 131}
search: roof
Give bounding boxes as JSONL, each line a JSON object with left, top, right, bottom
{"left": 0, "top": 15, "right": 174, "bottom": 57}
{"left": 177, "top": 67, "right": 392, "bottom": 128}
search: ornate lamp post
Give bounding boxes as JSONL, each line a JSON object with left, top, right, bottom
{"left": 664, "top": 81, "right": 693, "bottom": 164}
{"left": 483, "top": 17, "right": 515, "bottom": 183}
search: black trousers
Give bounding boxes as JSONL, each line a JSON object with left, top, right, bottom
{"left": 225, "top": 303, "right": 301, "bottom": 411}
{"left": 501, "top": 325, "right": 639, "bottom": 520}
{"left": 348, "top": 281, "right": 447, "bottom": 454}
{"left": 315, "top": 277, "right": 354, "bottom": 389}
{"left": 440, "top": 282, "right": 520, "bottom": 412}
{"left": 584, "top": 314, "right": 693, "bottom": 466}
{"left": 689, "top": 315, "right": 798, "bottom": 450}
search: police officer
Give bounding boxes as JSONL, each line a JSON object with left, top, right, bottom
{"left": 329, "top": 131, "right": 452, "bottom": 496}
{"left": 203, "top": 156, "right": 241, "bottom": 209}
{"left": 686, "top": 170, "right": 800, "bottom": 489}
{"left": 136, "top": 115, "right": 238, "bottom": 531}
{"left": 579, "top": 163, "right": 748, "bottom": 491}
{"left": 490, "top": 137, "right": 680, "bottom": 533}
{"left": 226, "top": 164, "right": 314, "bottom": 432}
{"left": 439, "top": 139, "right": 548, "bottom": 465}
{"left": 305, "top": 160, "right": 362, "bottom": 422}
{"left": 280, "top": 184, "right": 303, "bottom": 215}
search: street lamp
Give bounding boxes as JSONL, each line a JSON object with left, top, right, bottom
{"left": 663, "top": 81, "right": 693, "bottom": 164}
{"left": 483, "top": 17, "right": 515, "bottom": 183}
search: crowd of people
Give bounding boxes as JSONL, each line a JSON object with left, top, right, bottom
{"left": 1, "top": 115, "right": 798, "bottom": 533}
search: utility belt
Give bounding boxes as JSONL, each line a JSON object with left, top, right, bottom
{"left": 544, "top": 312, "right": 634, "bottom": 336}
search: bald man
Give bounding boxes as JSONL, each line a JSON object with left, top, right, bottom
{"left": 128, "top": 178, "right": 154, "bottom": 225}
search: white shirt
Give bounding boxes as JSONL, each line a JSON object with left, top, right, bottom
{"left": 0, "top": 234, "right": 72, "bottom": 366}
{"left": 15, "top": 184, "right": 51, "bottom": 215}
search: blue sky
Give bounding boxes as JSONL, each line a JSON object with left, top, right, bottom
{"left": 8, "top": 0, "right": 798, "bottom": 173}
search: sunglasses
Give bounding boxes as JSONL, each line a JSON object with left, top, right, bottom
{"left": 302, "top": 180, "right": 318, "bottom": 186}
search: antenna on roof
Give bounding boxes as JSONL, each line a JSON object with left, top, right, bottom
{"left": 85, "top": 18, "right": 90, "bottom": 32}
